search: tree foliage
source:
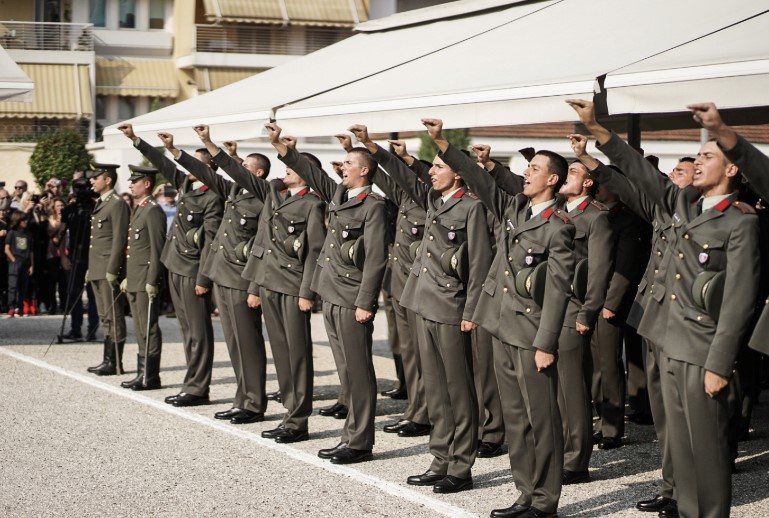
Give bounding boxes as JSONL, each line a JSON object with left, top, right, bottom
{"left": 28, "top": 129, "right": 92, "bottom": 189}
{"left": 417, "top": 128, "right": 470, "bottom": 162}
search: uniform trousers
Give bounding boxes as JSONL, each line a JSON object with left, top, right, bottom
{"left": 260, "top": 288, "right": 313, "bottom": 431}
{"left": 557, "top": 327, "right": 592, "bottom": 473}
{"left": 126, "top": 291, "right": 161, "bottom": 360}
{"left": 493, "top": 341, "right": 562, "bottom": 513}
{"left": 473, "top": 327, "right": 505, "bottom": 445}
{"left": 417, "top": 316, "right": 477, "bottom": 479}
{"left": 661, "top": 355, "right": 731, "bottom": 518}
{"left": 90, "top": 278, "right": 126, "bottom": 343}
{"left": 590, "top": 315, "right": 626, "bottom": 439}
{"left": 216, "top": 284, "right": 265, "bottom": 413}
{"left": 168, "top": 272, "right": 214, "bottom": 397}
{"left": 626, "top": 324, "right": 651, "bottom": 418}
{"left": 392, "top": 297, "right": 428, "bottom": 424}
{"left": 646, "top": 339, "right": 675, "bottom": 500}
{"left": 323, "top": 301, "right": 376, "bottom": 450}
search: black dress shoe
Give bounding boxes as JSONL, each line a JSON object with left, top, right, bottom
{"left": 592, "top": 431, "right": 603, "bottom": 444}
{"left": 266, "top": 390, "right": 282, "bottom": 402}
{"left": 330, "top": 447, "right": 373, "bottom": 465}
{"left": 398, "top": 422, "right": 431, "bottom": 437}
{"left": 636, "top": 495, "right": 672, "bottom": 512}
{"left": 215, "top": 408, "right": 244, "bottom": 420}
{"left": 562, "top": 470, "right": 590, "bottom": 485}
{"left": 62, "top": 330, "right": 82, "bottom": 340}
{"left": 165, "top": 393, "right": 182, "bottom": 404}
{"left": 318, "top": 442, "right": 347, "bottom": 459}
{"left": 598, "top": 437, "right": 622, "bottom": 450}
{"left": 87, "top": 361, "right": 107, "bottom": 373}
{"left": 657, "top": 501, "right": 679, "bottom": 517}
{"left": 522, "top": 507, "right": 557, "bottom": 518}
{"left": 381, "top": 386, "right": 408, "bottom": 400}
{"left": 433, "top": 475, "right": 473, "bottom": 494}
{"left": 477, "top": 442, "right": 506, "bottom": 458}
{"left": 490, "top": 503, "right": 531, "bottom": 518}
{"left": 230, "top": 410, "right": 264, "bottom": 424}
{"left": 333, "top": 406, "right": 349, "bottom": 420}
{"left": 627, "top": 412, "right": 654, "bottom": 425}
{"left": 383, "top": 419, "right": 410, "bottom": 433}
{"left": 172, "top": 393, "right": 210, "bottom": 407}
{"left": 406, "top": 470, "right": 445, "bottom": 486}
{"left": 131, "top": 380, "right": 161, "bottom": 391}
{"left": 275, "top": 428, "right": 309, "bottom": 444}
{"left": 261, "top": 426, "right": 286, "bottom": 438}
{"left": 318, "top": 402, "right": 345, "bottom": 417}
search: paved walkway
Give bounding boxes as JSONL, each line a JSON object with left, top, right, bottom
{"left": 1, "top": 312, "right": 767, "bottom": 517}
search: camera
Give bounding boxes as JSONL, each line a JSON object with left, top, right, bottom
{"left": 0, "top": 181, "right": 5, "bottom": 188}
{"left": 31, "top": 194, "right": 41, "bottom": 203}
{"left": 163, "top": 186, "right": 177, "bottom": 198}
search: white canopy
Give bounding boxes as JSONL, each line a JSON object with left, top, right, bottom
{"left": 275, "top": 0, "right": 769, "bottom": 136}
{"left": 0, "top": 45, "right": 34, "bottom": 102}
{"left": 603, "top": 10, "right": 769, "bottom": 115}
{"left": 103, "top": 0, "right": 556, "bottom": 147}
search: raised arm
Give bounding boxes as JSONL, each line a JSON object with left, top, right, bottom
{"left": 119, "top": 123, "right": 186, "bottom": 189}
{"left": 689, "top": 102, "right": 769, "bottom": 199}
{"left": 566, "top": 99, "right": 677, "bottom": 215}
{"left": 389, "top": 140, "right": 432, "bottom": 185}
{"left": 471, "top": 144, "right": 524, "bottom": 196}
{"left": 266, "top": 123, "right": 337, "bottom": 203}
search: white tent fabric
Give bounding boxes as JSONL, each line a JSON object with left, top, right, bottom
{"left": 0, "top": 45, "right": 34, "bottom": 102}
{"left": 103, "top": 0, "right": 557, "bottom": 147}
{"left": 275, "top": 0, "right": 769, "bottom": 136}
{"left": 603, "top": 10, "right": 769, "bottom": 115}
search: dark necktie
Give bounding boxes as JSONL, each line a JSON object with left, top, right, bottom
{"left": 696, "top": 198, "right": 703, "bottom": 216}
{"left": 525, "top": 206, "right": 533, "bottom": 221}
{"left": 285, "top": 191, "right": 291, "bottom": 202}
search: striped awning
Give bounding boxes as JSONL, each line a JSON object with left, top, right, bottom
{"left": 203, "top": 0, "right": 367, "bottom": 27}
{"left": 96, "top": 57, "right": 179, "bottom": 97}
{"left": 195, "top": 67, "right": 265, "bottom": 92}
{"left": 0, "top": 63, "right": 91, "bottom": 119}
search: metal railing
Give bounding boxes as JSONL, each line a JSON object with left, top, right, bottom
{"left": 0, "top": 120, "right": 90, "bottom": 143}
{"left": 0, "top": 21, "right": 94, "bottom": 52}
{"left": 194, "top": 24, "right": 350, "bottom": 55}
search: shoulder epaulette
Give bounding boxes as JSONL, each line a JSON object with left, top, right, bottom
{"left": 367, "top": 192, "right": 383, "bottom": 201}
{"left": 464, "top": 192, "right": 479, "bottom": 200}
{"left": 732, "top": 200, "right": 756, "bottom": 214}
{"left": 590, "top": 199, "right": 609, "bottom": 211}
{"left": 545, "top": 208, "right": 571, "bottom": 224}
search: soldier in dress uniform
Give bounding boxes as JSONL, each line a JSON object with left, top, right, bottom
{"left": 434, "top": 118, "right": 574, "bottom": 518}
{"left": 569, "top": 98, "right": 760, "bottom": 518}
{"left": 195, "top": 125, "right": 326, "bottom": 441}
{"left": 86, "top": 163, "right": 129, "bottom": 376}
{"left": 266, "top": 123, "right": 387, "bottom": 465}
{"left": 119, "top": 166, "right": 166, "bottom": 390}
{"left": 118, "top": 124, "right": 224, "bottom": 407}
{"left": 159, "top": 127, "right": 269, "bottom": 425}
{"left": 358, "top": 121, "right": 492, "bottom": 494}
{"left": 336, "top": 133, "right": 431, "bottom": 438}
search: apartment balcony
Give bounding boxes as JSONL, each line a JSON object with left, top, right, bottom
{"left": 0, "top": 21, "right": 94, "bottom": 66}
{"left": 178, "top": 23, "right": 352, "bottom": 70}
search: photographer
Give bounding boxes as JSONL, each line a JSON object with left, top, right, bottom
{"left": 60, "top": 178, "right": 99, "bottom": 340}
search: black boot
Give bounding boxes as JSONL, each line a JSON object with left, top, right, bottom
{"left": 93, "top": 340, "right": 124, "bottom": 376}
{"left": 133, "top": 355, "right": 161, "bottom": 391}
{"left": 87, "top": 339, "right": 111, "bottom": 373}
{"left": 121, "top": 355, "right": 145, "bottom": 389}
{"left": 381, "top": 354, "right": 408, "bottom": 399}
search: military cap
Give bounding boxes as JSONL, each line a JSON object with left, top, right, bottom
{"left": 692, "top": 270, "right": 725, "bottom": 322}
{"left": 128, "top": 164, "right": 158, "bottom": 183}
{"left": 283, "top": 231, "right": 306, "bottom": 261}
{"left": 234, "top": 237, "right": 255, "bottom": 263}
{"left": 341, "top": 236, "right": 366, "bottom": 271}
{"left": 87, "top": 162, "right": 119, "bottom": 179}
{"left": 515, "top": 261, "right": 548, "bottom": 307}
{"left": 440, "top": 242, "right": 468, "bottom": 284}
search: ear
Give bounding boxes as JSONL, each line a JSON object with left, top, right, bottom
{"left": 724, "top": 162, "right": 739, "bottom": 179}
{"left": 583, "top": 177, "right": 594, "bottom": 190}
{"left": 546, "top": 173, "right": 560, "bottom": 187}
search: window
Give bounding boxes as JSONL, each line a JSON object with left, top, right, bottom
{"left": 117, "top": 97, "right": 136, "bottom": 120}
{"left": 89, "top": 0, "right": 106, "bottom": 27}
{"left": 95, "top": 96, "right": 107, "bottom": 120}
{"left": 119, "top": 0, "right": 137, "bottom": 29}
{"left": 149, "top": 0, "right": 166, "bottom": 29}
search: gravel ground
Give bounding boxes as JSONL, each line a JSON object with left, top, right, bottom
{"left": 0, "top": 311, "right": 767, "bottom": 517}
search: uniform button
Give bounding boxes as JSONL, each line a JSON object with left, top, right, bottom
{"left": 429, "top": 236, "right": 434, "bottom": 241}
{"left": 172, "top": 236, "right": 176, "bottom": 240}
{"left": 661, "top": 235, "right": 666, "bottom": 241}
{"left": 220, "top": 245, "right": 224, "bottom": 249}
{"left": 654, "top": 269, "right": 658, "bottom": 274}
{"left": 525, "top": 308, "right": 531, "bottom": 313}
{"left": 683, "top": 234, "right": 689, "bottom": 240}
{"left": 272, "top": 238, "right": 276, "bottom": 242}
{"left": 393, "top": 257, "right": 398, "bottom": 261}
{"left": 514, "top": 239, "right": 519, "bottom": 244}
{"left": 287, "top": 264, "right": 291, "bottom": 268}
{"left": 223, "top": 232, "right": 227, "bottom": 237}
{"left": 400, "top": 229, "right": 404, "bottom": 233}
{"left": 228, "top": 219, "right": 232, "bottom": 223}
{"left": 326, "top": 257, "right": 330, "bottom": 262}
{"left": 697, "top": 315, "right": 703, "bottom": 321}
{"left": 656, "top": 251, "right": 662, "bottom": 257}
{"left": 432, "top": 219, "right": 437, "bottom": 224}
{"left": 89, "top": 244, "right": 93, "bottom": 248}
{"left": 678, "top": 253, "right": 684, "bottom": 259}
{"left": 127, "top": 246, "right": 130, "bottom": 249}
{"left": 446, "top": 283, "right": 451, "bottom": 287}
{"left": 267, "top": 249, "right": 272, "bottom": 254}
{"left": 503, "top": 287, "right": 509, "bottom": 293}
{"left": 675, "top": 273, "right": 681, "bottom": 280}
{"left": 184, "top": 249, "right": 188, "bottom": 253}
{"left": 504, "top": 270, "right": 510, "bottom": 276}
{"left": 345, "top": 273, "right": 350, "bottom": 278}
{"left": 175, "top": 224, "right": 178, "bottom": 228}
{"left": 395, "top": 243, "right": 400, "bottom": 247}
{"left": 423, "top": 267, "right": 427, "bottom": 272}
{"left": 126, "top": 254, "right": 130, "bottom": 258}
{"left": 330, "top": 243, "right": 335, "bottom": 248}
{"left": 426, "top": 252, "right": 432, "bottom": 258}
{"left": 331, "top": 229, "right": 336, "bottom": 233}
{"left": 766, "top": 298, "right": 769, "bottom": 305}
{"left": 274, "top": 226, "right": 278, "bottom": 230}
{"left": 274, "top": 212, "right": 279, "bottom": 216}
{"left": 527, "top": 248, "right": 532, "bottom": 253}
{"left": 671, "top": 294, "right": 677, "bottom": 301}
{"left": 402, "top": 214, "right": 406, "bottom": 218}
{"left": 508, "top": 256, "right": 512, "bottom": 262}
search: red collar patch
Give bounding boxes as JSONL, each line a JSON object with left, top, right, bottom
{"left": 297, "top": 188, "right": 309, "bottom": 197}
{"left": 200, "top": 185, "right": 209, "bottom": 192}
{"left": 140, "top": 200, "right": 148, "bottom": 208}
{"left": 542, "top": 208, "right": 554, "bottom": 219}
{"left": 714, "top": 198, "right": 731, "bottom": 212}
{"left": 356, "top": 191, "right": 367, "bottom": 201}
{"left": 577, "top": 200, "right": 589, "bottom": 210}
{"left": 453, "top": 189, "right": 465, "bottom": 199}
{"left": 280, "top": 189, "right": 287, "bottom": 193}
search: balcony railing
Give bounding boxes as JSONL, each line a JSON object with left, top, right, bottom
{"left": 0, "top": 21, "right": 94, "bottom": 52}
{"left": 194, "top": 24, "right": 351, "bottom": 56}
